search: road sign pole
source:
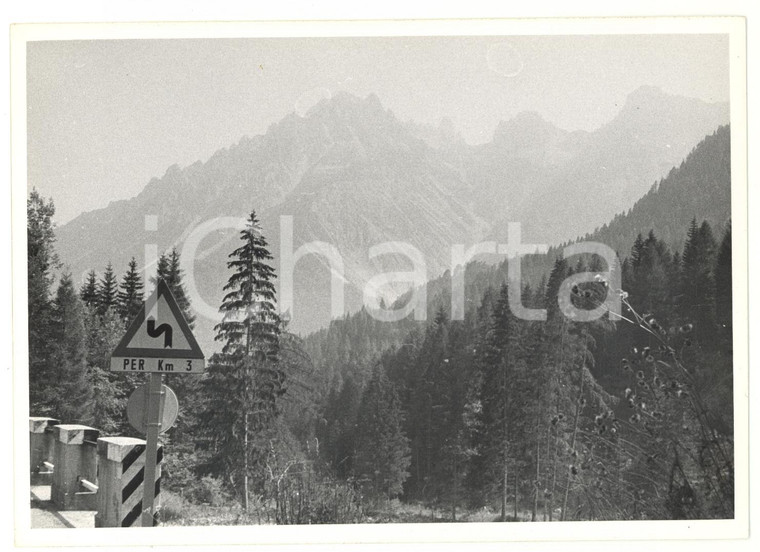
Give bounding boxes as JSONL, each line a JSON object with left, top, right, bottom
{"left": 110, "top": 280, "right": 204, "bottom": 527}
{"left": 141, "top": 372, "right": 165, "bottom": 526}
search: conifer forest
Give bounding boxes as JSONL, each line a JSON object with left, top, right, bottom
{"left": 26, "top": 75, "right": 736, "bottom": 524}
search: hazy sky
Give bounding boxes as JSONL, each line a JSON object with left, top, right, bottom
{"left": 26, "top": 34, "right": 729, "bottom": 223}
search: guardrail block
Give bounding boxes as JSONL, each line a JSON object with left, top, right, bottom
{"left": 50, "top": 424, "right": 99, "bottom": 510}
{"left": 29, "top": 417, "right": 59, "bottom": 484}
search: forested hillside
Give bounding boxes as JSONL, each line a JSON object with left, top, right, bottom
{"left": 300, "top": 125, "right": 735, "bottom": 521}
{"left": 306, "top": 125, "right": 731, "bottom": 388}
{"left": 304, "top": 215, "right": 733, "bottom": 521}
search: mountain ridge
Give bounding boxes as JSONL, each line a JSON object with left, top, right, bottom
{"left": 53, "top": 86, "right": 729, "bottom": 347}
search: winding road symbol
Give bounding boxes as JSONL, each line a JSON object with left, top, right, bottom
{"left": 109, "top": 280, "right": 205, "bottom": 373}
{"left": 146, "top": 318, "right": 173, "bottom": 348}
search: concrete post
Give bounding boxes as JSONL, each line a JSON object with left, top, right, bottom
{"left": 51, "top": 424, "right": 99, "bottom": 510}
{"left": 29, "top": 417, "right": 59, "bottom": 484}
{"left": 95, "top": 437, "right": 163, "bottom": 527}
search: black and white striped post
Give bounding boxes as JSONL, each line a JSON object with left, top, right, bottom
{"left": 95, "top": 437, "right": 163, "bottom": 527}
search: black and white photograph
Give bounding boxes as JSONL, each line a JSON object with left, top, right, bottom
{"left": 9, "top": 14, "right": 750, "bottom": 548}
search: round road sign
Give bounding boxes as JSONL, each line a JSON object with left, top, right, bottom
{"left": 127, "top": 383, "right": 179, "bottom": 434}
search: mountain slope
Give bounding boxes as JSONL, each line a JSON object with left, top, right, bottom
{"left": 438, "top": 124, "right": 733, "bottom": 319}
{"left": 54, "top": 88, "right": 728, "bottom": 350}
{"left": 468, "top": 86, "right": 728, "bottom": 245}
{"left": 56, "top": 93, "right": 488, "bottom": 349}
{"left": 304, "top": 124, "right": 733, "bottom": 386}
{"left": 582, "top": 124, "right": 731, "bottom": 256}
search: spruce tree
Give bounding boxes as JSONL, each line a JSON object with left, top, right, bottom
{"left": 276, "top": 326, "right": 319, "bottom": 443}
{"left": 424, "top": 312, "right": 477, "bottom": 520}
{"left": 200, "top": 210, "right": 284, "bottom": 511}
{"left": 151, "top": 249, "right": 195, "bottom": 327}
{"left": 632, "top": 231, "right": 675, "bottom": 325}
{"left": 117, "top": 257, "right": 144, "bottom": 321}
{"left": 97, "top": 262, "right": 119, "bottom": 315}
{"left": 354, "top": 363, "right": 411, "bottom": 502}
{"left": 49, "top": 273, "right": 93, "bottom": 423}
{"left": 521, "top": 316, "right": 552, "bottom": 521}
{"left": 27, "top": 189, "right": 59, "bottom": 413}
{"left": 631, "top": 233, "right": 645, "bottom": 269}
{"left": 406, "top": 306, "right": 451, "bottom": 506}
{"left": 473, "top": 283, "right": 523, "bottom": 521}
{"left": 154, "top": 249, "right": 200, "bottom": 445}
{"left": 84, "top": 305, "right": 129, "bottom": 433}
{"left": 680, "top": 219, "right": 717, "bottom": 343}
{"left": 542, "top": 255, "right": 612, "bottom": 520}
{"left": 714, "top": 222, "right": 732, "bottom": 350}
{"left": 165, "top": 248, "right": 196, "bottom": 329}
{"left": 544, "top": 255, "right": 569, "bottom": 319}
{"left": 79, "top": 270, "right": 98, "bottom": 307}
{"left": 214, "top": 211, "right": 280, "bottom": 357}
{"left": 319, "top": 374, "right": 362, "bottom": 478}
{"left": 154, "top": 252, "right": 169, "bottom": 284}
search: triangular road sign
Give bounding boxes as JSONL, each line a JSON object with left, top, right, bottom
{"left": 110, "top": 280, "right": 205, "bottom": 373}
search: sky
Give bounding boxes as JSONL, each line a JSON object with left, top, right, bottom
{"left": 26, "top": 34, "right": 729, "bottom": 224}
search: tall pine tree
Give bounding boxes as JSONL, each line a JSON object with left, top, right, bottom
{"left": 473, "top": 283, "right": 525, "bottom": 521}
{"left": 319, "top": 374, "right": 362, "bottom": 479}
{"left": 49, "top": 273, "right": 93, "bottom": 423}
{"left": 97, "top": 262, "right": 119, "bottom": 316}
{"left": 165, "top": 248, "right": 196, "bottom": 329}
{"left": 27, "top": 189, "right": 59, "bottom": 412}
{"left": 117, "top": 257, "right": 144, "bottom": 321}
{"left": 680, "top": 218, "right": 717, "bottom": 343}
{"left": 79, "top": 270, "right": 98, "bottom": 308}
{"left": 714, "top": 222, "right": 732, "bottom": 351}
{"left": 200, "top": 210, "right": 284, "bottom": 511}
{"left": 152, "top": 248, "right": 195, "bottom": 327}
{"left": 154, "top": 252, "right": 169, "bottom": 285}
{"left": 354, "top": 363, "right": 411, "bottom": 502}
{"left": 150, "top": 249, "right": 202, "bottom": 451}
{"left": 84, "top": 305, "right": 129, "bottom": 433}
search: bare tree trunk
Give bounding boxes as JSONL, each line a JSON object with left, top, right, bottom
{"left": 532, "top": 404, "right": 541, "bottom": 521}
{"left": 513, "top": 464, "right": 518, "bottom": 521}
{"left": 501, "top": 457, "right": 508, "bottom": 522}
{"left": 243, "top": 411, "right": 249, "bottom": 512}
{"left": 500, "top": 356, "right": 509, "bottom": 522}
{"left": 243, "top": 316, "right": 253, "bottom": 513}
{"left": 451, "top": 458, "right": 458, "bottom": 522}
{"left": 543, "top": 425, "right": 550, "bottom": 521}
{"left": 550, "top": 320, "right": 568, "bottom": 522}
{"left": 561, "top": 345, "right": 586, "bottom": 522}
{"left": 549, "top": 423, "right": 558, "bottom": 521}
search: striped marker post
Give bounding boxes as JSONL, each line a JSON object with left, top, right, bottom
{"left": 95, "top": 437, "right": 163, "bottom": 527}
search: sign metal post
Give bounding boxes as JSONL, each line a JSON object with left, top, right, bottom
{"left": 141, "top": 372, "right": 165, "bottom": 526}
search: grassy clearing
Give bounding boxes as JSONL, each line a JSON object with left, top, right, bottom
{"left": 160, "top": 492, "right": 539, "bottom": 526}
